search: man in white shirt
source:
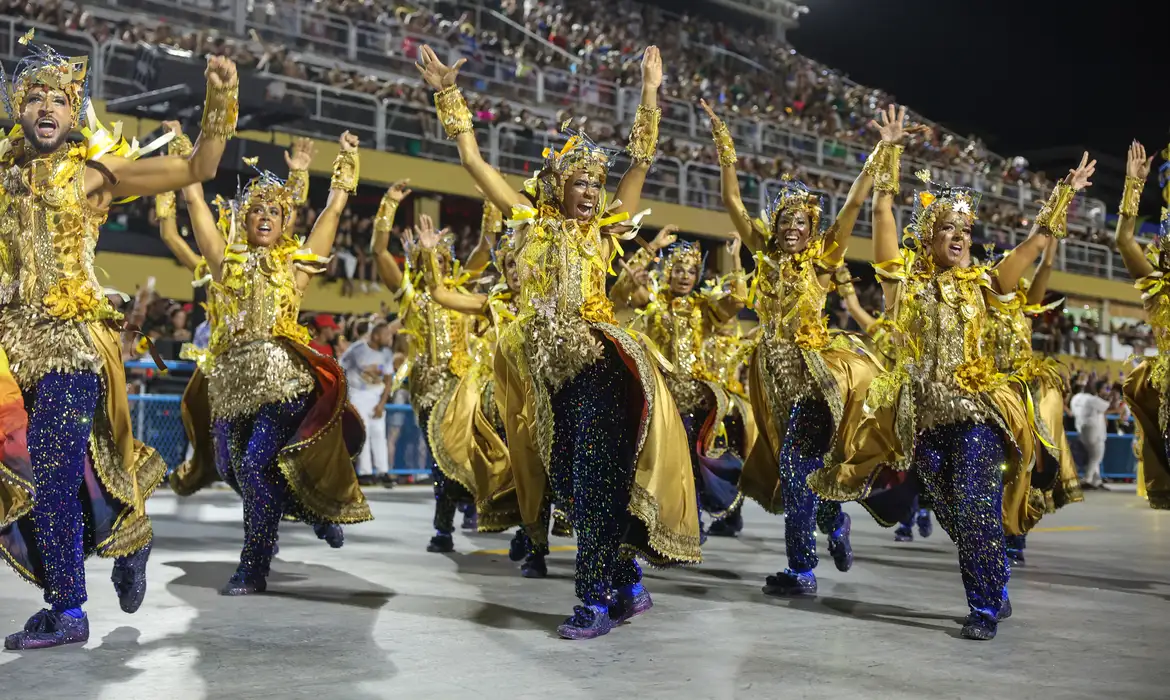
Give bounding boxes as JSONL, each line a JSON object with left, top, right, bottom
{"left": 1070, "top": 380, "right": 1116, "bottom": 490}
{"left": 340, "top": 321, "right": 397, "bottom": 486}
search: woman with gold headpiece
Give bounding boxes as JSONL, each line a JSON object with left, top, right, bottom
{"left": 813, "top": 125, "right": 1096, "bottom": 639}
{"left": 369, "top": 186, "right": 495, "bottom": 554}
{"left": 700, "top": 99, "right": 904, "bottom": 596}
{"left": 983, "top": 238, "right": 1083, "bottom": 565}
{"left": 168, "top": 131, "right": 371, "bottom": 596}
{"left": 420, "top": 43, "right": 700, "bottom": 639}
{"left": 1115, "top": 141, "right": 1170, "bottom": 510}
{"left": 616, "top": 228, "right": 750, "bottom": 538}
{"left": 0, "top": 35, "right": 238, "bottom": 649}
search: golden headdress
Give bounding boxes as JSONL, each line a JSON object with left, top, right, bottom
{"left": 1, "top": 30, "right": 88, "bottom": 128}
{"left": 523, "top": 121, "right": 619, "bottom": 213}
{"left": 761, "top": 176, "right": 826, "bottom": 240}
{"left": 236, "top": 157, "right": 300, "bottom": 237}
{"left": 660, "top": 240, "right": 703, "bottom": 275}
{"left": 905, "top": 169, "right": 981, "bottom": 248}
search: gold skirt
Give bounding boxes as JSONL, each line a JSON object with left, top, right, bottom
{"left": 1123, "top": 359, "right": 1170, "bottom": 509}
{"left": 492, "top": 323, "right": 701, "bottom": 565}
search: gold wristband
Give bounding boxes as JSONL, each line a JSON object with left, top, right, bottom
{"left": 201, "top": 80, "right": 239, "bottom": 140}
{"left": 1036, "top": 181, "right": 1075, "bottom": 239}
{"left": 837, "top": 282, "right": 855, "bottom": 298}
{"left": 434, "top": 86, "right": 473, "bottom": 139}
{"left": 331, "top": 151, "right": 359, "bottom": 193}
{"left": 627, "top": 247, "right": 655, "bottom": 271}
{"left": 286, "top": 168, "right": 310, "bottom": 207}
{"left": 155, "top": 191, "right": 176, "bottom": 220}
{"left": 168, "top": 133, "right": 193, "bottom": 158}
{"left": 1119, "top": 175, "right": 1144, "bottom": 218}
{"left": 420, "top": 247, "right": 443, "bottom": 288}
{"left": 863, "top": 141, "right": 903, "bottom": 194}
{"left": 711, "top": 121, "right": 737, "bottom": 167}
{"left": 375, "top": 198, "right": 399, "bottom": 239}
{"left": 627, "top": 105, "right": 661, "bottom": 165}
{"left": 481, "top": 201, "right": 503, "bottom": 238}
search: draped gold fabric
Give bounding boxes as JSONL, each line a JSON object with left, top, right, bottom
{"left": 1034, "top": 376, "right": 1083, "bottom": 510}
{"left": 1124, "top": 360, "right": 1170, "bottom": 509}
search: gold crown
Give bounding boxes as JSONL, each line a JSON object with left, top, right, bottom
{"left": 236, "top": 159, "right": 299, "bottom": 238}
{"left": 764, "top": 177, "right": 825, "bottom": 238}
{"left": 3, "top": 30, "right": 89, "bottom": 127}
{"left": 662, "top": 240, "right": 702, "bottom": 272}
{"left": 905, "top": 169, "right": 980, "bottom": 247}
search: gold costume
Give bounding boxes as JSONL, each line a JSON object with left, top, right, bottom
{"left": 0, "top": 118, "right": 170, "bottom": 567}
{"left": 1123, "top": 259, "right": 1170, "bottom": 509}
{"left": 985, "top": 282, "right": 1082, "bottom": 513}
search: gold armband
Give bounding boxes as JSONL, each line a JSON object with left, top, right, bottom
{"left": 330, "top": 151, "right": 359, "bottom": 193}
{"left": 1035, "top": 181, "right": 1075, "bottom": 239}
{"left": 201, "top": 78, "right": 239, "bottom": 140}
{"left": 626, "top": 246, "right": 655, "bottom": 271}
{"left": 155, "top": 191, "right": 176, "bottom": 220}
{"left": 1119, "top": 176, "right": 1144, "bottom": 218}
{"left": 286, "top": 168, "right": 310, "bottom": 207}
{"left": 434, "top": 86, "right": 473, "bottom": 139}
{"left": 863, "top": 141, "right": 903, "bottom": 194}
{"left": 168, "top": 133, "right": 193, "bottom": 158}
{"left": 627, "top": 105, "right": 661, "bottom": 165}
{"left": 419, "top": 247, "right": 443, "bottom": 289}
{"left": 711, "top": 120, "right": 737, "bottom": 167}
{"left": 836, "top": 282, "right": 856, "bottom": 297}
{"left": 375, "top": 198, "right": 399, "bottom": 239}
{"left": 481, "top": 201, "right": 503, "bottom": 238}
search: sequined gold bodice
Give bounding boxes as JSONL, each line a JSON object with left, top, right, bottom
{"left": 0, "top": 149, "right": 113, "bottom": 320}
{"left": 984, "top": 292, "right": 1034, "bottom": 374}
{"left": 647, "top": 292, "right": 711, "bottom": 381}
{"left": 1143, "top": 279, "right": 1170, "bottom": 356}
{"left": 753, "top": 250, "right": 830, "bottom": 350}
{"left": 402, "top": 283, "right": 471, "bottom": 410}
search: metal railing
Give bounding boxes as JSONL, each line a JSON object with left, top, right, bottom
{"left": 0, "top": 17, "right": 1128, "bottom": 281}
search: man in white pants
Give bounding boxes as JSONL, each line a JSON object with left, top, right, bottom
{"left": 340, "top": 321, "right": 397, "bottom": 486}
{"left": 1070, "top": 379, "right": 1117, "bottom": 490}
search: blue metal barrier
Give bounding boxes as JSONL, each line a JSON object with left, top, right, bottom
{"left": 1065, "top": 431, "right": 1137, "bottom": 480}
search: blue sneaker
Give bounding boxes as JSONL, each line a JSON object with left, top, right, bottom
{"left": 610, "top": 583, "right": 653, "bottom": 623}
{"left": 4, "top": 609, "right": 89, "bottom": 650}
{"left": 915, "top": 509, "right": 933, "bottom": 538}
{"left": 556, "top": 604, "right": 614, "bottom": 640}
{"left": 112, "top": 541, "right": 151, "bottom": 613}
{"left": 893, "top": 524, "right": 914, "bottom": 542}
{"left": 828, "top": 512, "right": 853, "bottom": 572}
{"left": 313, "top": 523, "right": 345, "bottom": 549}
{"left": 762, "top": 570, "right": 817, "bottom": 597}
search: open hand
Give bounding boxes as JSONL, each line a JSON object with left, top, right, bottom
{"left": 284, "top": 136, "right": 315, "bottom": 171}
{"left": 415, "top": 214, "right": 446, "bottom": 250}
{"left": 385, "top": 179, "right": 413, "bottom": 204}
{"left": 415, "top": 44, "right": 466, "bottom": 91}
{"left": 650, "top": 224, "right": 678, "bottom": 251}
{"left": 867, "top": 104, "right": 928, "bottom": 145}
{"left": 205, "top": 55, "right": 238, "bottom": 89}
{"left": 1064, "top": 151, "right": 1095, "bottom": 191}
{"left": 725, "top": 231, "right": 741, "bottom": 259}
{"left": 1126, "top": 141, "right": 1154, "bottom": 181}
{"left": 641, "top": 45, "right": 662, "bottom": 90}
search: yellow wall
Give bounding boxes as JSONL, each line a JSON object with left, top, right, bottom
{"left": 91, "top": 99, "right": 1141, "bottom": 309}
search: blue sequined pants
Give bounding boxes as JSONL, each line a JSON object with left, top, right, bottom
{"left": 27, "top": 370, "right": 102, "bottom": 610}
{"left": 777, "top": 398, "right": 834, "bottom": 573}
{"left": 913, "top": 421, "right": 1008, "bottom": 624}
{"left": 215, "top": 395, "right": 308, "bottom": 581}
{"left": 548, "top": 343, "right": 641, "bottom": 605}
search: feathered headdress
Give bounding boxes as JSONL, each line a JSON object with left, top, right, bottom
{"left": 1, "top": 29, "right": 89, "bottom": 128}
{"left": 660, "top": 240, "right": 703, "bottom": 276}
{"left": 523, "top": 120, "right": 619, "bottom": 213}
{"left": 905, "top": 169, "right": 981, "bottom": 248}
{"left": 760, "top": 176, "right": 827, "bottom": 241}
{"left": 236, "top": 157, "right": 301, "bottom": 238}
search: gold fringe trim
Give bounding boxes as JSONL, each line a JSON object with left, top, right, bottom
{"left": 625, "top": 481, "right": 702, "bottom": 565}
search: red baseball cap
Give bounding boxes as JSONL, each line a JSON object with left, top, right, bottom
{"left": 314, "top": 313, "right": 340, "bottom": 330}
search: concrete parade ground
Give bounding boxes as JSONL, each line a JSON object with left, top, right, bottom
{"left": 1, "top": 485, "right": 1166, "bottom": 700}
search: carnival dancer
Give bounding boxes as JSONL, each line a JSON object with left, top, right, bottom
{"left": 835, "top": 266, "right": 934, "bottom": 543}
{"left": 1116, "top": 141, "right": 1170, "bottom": 510}
{"left": 419, "top": 43, "right": 700, "bottom": 639}
{"left": 170, "top": 131, "right": 372, "bottom": 596}
{"left": 984, "top": 237, "right": 1083, "bottom": 565}
{"left": 0, "top": 38, "right": 238, "bottom": 649}
{"left": 701, "top": 98, "right": 897, "bottom": 596}
{"left": 370, "top": 183, "right": 494, "bottom": 553}
{"left": 617, "top": 228, "right": 749, "bottom": 538}
{"left": 812, "top": 126, "right": 1096, "bottom": 639}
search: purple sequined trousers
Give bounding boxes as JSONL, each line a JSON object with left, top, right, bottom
{"left": 26, "top": 370, "right": 102, "bottom": 610}
{"left": 777, "top": 399, "right": 834, "bottom": 573}
{"left": 547, "top": 342, "right": 641, "bottom": 605}
{"left": 912, "top": 421, "right": 1008, "bottom": 624}
{"left": 215, "top": 395, "right": 308, "bottom": 581}
{"left": 416, "top": 407, "right": 473, "bottom": 534}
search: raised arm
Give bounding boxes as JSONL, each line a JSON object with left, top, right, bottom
{"left": 996, "top": 153, "right": 1095, "bottom": 293}
{"left": 418, "top": 45, "right": 526, "bottom": 214}
{"left": 155, "top": 192, "right": 200, "bottom": 272}
{"left": 823, "top": 105, "right": 909, "bottom": 267}
{"left": 835, "top": 266, "right": 877, "bottom": 332}
{"left": 302, "top": 132, "right": 360, "bottom": 268}
{"left": 88, "top": 57, "right": 238, "bottom": 202}
{"left": 612, "top": 46, "right": 662, "bottom": 217}
{"left": 371, "top": 181, "right": 413, "bottom": 292}
{"left": 465, "top": 199, "right": 501, "bottom": 274}
{"left": 610, "top": 226, "right": 676, "bottom": 311}
{"left": 414, "top": 214, "right": 489, "bottom": 316}
{"left": 700, "top": 99, "right": 762, "bottom": 251}
{"left": 1116, "top": 141, "right": 1155, "bottom": 280}
{"left": 710, "top": 233, "right": 747, "bottom": 322}
{"left": 1026, "top": 237, "right": 1058, "bottom": 305}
